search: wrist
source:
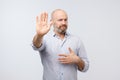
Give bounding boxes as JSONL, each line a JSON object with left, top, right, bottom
{"left": 73, "top": 56, "right": 80, "bottom": 64}
{"left": 36, "top": 34, "right": 44, "bottom": 39}
{"left": 76, "top": 57, "right": 85, "bottom": 71}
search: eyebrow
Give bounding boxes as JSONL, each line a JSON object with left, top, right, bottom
{"left": 57, "top": 18, "right": 68, "bottom": 21}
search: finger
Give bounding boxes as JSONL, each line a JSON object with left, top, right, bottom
{"left": 48, "top": 20, "right": 53, "bottom": 28}
{"left": 58, "top": 54, "right": 67, "bottom": 57}
{"left": 60, "top": 61, "right": 69, "bottom": 64}
{"left": 36, "top": 16, "right": 39, "bottom": 23}
{"left": 68, "top": 47, "right": 74, "bottom": 53}
{"left": 44, "top": 12, "right": 48, "bottom": 23}
{"left": 58, "top": 57, "right": 66, "bottom": 60}
{"left": 43, "top": 12, "right": 46, "bottom": 21}
{"left": 41, "top": 12, "right": 44, "bottom": 21}
{"left": 58, "top": 59, "right": 69, "bottom": 64}
{"left": 58, "top": 58, "right": 67, "bottom": 63}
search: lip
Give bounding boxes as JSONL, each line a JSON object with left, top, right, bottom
{"left": 61, "top": 25, "right": 67, "bottom": 27}
{"left": 61, "top": 26, "right": 67, "bottom": 29}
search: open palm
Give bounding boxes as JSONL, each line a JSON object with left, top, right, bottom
{"left": 36, "top": 12, "right": 52, "bottom": 37}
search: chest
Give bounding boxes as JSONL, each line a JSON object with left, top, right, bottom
{"left": 45, "top": 37, "right": 78, "bottom": 55}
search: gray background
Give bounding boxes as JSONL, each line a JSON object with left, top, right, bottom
{"left": 0, "top": 0, "right": 120, "bottom": 80}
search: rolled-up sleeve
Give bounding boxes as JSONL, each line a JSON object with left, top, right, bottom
{"left": 32, "top": 40, "right": 46, "bottom": 52}
{"left": 81, "top": 57, "right": 89, "bottom": 72}
{"left": 78, "top": 40, "right": 89, "bottom": 72}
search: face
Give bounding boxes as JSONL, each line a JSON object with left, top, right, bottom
{"left": 52, "top": 10, "right": 68, "bottom": 34}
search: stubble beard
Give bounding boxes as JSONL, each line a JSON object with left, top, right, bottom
{"left": 54, "top": 25, "right": 67, "bottom": 34}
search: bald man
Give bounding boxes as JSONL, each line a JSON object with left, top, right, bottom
{"left": 32, "top": 9, "right": 89, "bottom": 80}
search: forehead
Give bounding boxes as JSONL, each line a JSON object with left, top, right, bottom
{"left": 52, "top": 10, "right": 68, "bottom": 19}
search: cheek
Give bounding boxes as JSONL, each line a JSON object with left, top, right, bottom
{"left": 55, "top": 23, "right": 61, "bottom": 27}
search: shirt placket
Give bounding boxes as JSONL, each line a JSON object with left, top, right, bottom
{"left": 59, "top": 37, "right": 67, "bottom": 80}
{"left": 55, "top": 35, "right": 68, "bottom": 80}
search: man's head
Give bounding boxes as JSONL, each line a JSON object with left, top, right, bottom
{"left": 51, "top": 9, "right": 68, "bottom": 34}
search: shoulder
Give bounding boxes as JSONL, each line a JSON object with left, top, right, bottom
{"left": 69, "top": 33, "right": 82, "bottom": 41}
{"left": 43, "top": 32, "right": 53, "bottom": 40}
{"left": 68, "top": 33, "right": 84, "bottom": 46}
{"left": 41, "top": 32, "right": 53, "bottom": 47}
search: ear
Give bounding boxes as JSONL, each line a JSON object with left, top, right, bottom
{"left": 50, "top": 19, "right": 55, "bottom": 25}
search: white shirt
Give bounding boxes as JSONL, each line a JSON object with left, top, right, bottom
{"left": 32, "top": 32, "right": 89, "bottom": 80}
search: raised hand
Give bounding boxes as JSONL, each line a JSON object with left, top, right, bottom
{"left": 36, "top": 12, "right": 53, "bottom": 37}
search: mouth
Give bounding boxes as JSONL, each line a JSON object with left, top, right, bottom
{"left": 60, "top": 26, "right": 67, "bottom": 30}
{"left": 61, "top": 25, "right": 67, "bottom": 28}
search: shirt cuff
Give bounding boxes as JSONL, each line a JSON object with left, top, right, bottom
{"left": 31, "top": 43, "right": 45, "bottom": 51}
{"left": 80, "top": 59, "right": 89, "bottom": 72}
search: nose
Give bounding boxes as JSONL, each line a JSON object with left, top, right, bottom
{"left": 62, "top": 20, "right": 66, "bottom": 24}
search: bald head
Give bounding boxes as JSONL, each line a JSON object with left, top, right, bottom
{"left": 51, "top": 9, "right": 68, "bottom": 20}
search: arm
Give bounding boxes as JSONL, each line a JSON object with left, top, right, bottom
{"left": 33, "top": 34, "right": 43, "bottom": 48}
{"left": 75, "top": 56, "right": 85, "bottom": 71}
{"left": 77, "top": 41, "right": 89, "bottom": 72}
{"left": 32, "top": 12, "right": 52, "bottom": 48}
{"left": 58, "top": 47, "right": 89, "bottom": 71}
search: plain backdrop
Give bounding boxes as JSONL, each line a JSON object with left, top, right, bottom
{"left": 0, "top": 0, "right": 120, "bottom": 80}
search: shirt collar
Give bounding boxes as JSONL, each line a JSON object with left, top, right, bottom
{"left": 53, "top": 32, "right": 70, "bottom": 38}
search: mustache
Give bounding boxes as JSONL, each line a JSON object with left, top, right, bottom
{"left": 60, "top": 24, "right": 67, "bottom": 27}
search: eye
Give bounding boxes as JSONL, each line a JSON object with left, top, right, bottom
{"left": 58, "top": 19, "right": 63, "bottom": 21}
{"left": 64, "top": 19, "right": 67, "bottom": 21}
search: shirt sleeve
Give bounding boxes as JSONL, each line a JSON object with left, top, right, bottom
{"left": 31, "top": 40, "right": 46, "bottom": 52}
{"left": 77, "top": 40, "right": 89, "bottom": 72}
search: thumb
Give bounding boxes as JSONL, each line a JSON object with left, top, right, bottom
{"left": 68, "top": 47, "right": 74, "bottom": 54}
{"left": 48, "top": 20, "right": 53, "bottom": 28}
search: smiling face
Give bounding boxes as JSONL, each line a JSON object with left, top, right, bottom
{"left": 51, "top": 9, "right": 68, "bottom": 34}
